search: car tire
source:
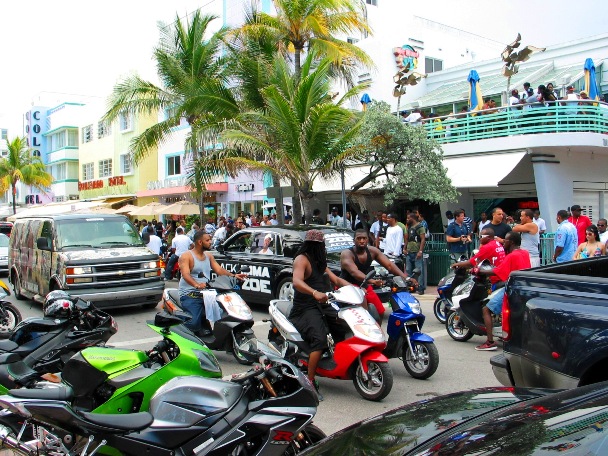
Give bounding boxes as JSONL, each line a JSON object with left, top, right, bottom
{"left": 11, "top": 272, "right": 25, "bottom": 301}
{"left": 276, "top": 277, "right": 294, "bottom": 301}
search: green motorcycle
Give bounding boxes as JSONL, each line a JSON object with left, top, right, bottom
{"left": 60, "top": 311, "right": 222, "bottom": 414}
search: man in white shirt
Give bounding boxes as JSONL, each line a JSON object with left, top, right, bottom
{"left": 370, "top": 211, "right": 388, "bottom": 251}
{"left": 533, "top": 210, "right": 547, "bottom": 235}
{"left": 142, "top": 231, "right": 162, "bottom": 256}
{"left": 164, "top": 227, "right": 193, "bottom": 280}
{"left": 383, "top": 214, "right": 404, "bottom": 257}
{"left": 329, "top": 207, "right": 343, "bottom": 226}
{"left": 403, "top": 108, "right": 422, "bottom": 126}
{"left": 598, "top": 219, "right": 608, "bottom": 243}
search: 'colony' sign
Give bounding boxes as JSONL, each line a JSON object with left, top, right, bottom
{"left": 393, "top": 44, "right": 419, "bottom": 71}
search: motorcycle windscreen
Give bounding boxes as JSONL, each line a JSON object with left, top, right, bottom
{"left": 338, "top": 307, "right": 384, "bottom": 344}
{"left": 217, "top": 292, "right": 252, "bottom": 320}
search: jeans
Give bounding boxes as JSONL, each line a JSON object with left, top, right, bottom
{"left": 164, "top": 254, "right": 179, "bottom": 279}
{"left": 406, "top": 252, "right": 425, "bottom": 292}
{"left": 180, "top": 295, "right": 205, "bottom": 333}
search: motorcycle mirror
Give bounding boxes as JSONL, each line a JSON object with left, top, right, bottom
{"left": 365, "top": 270, "right": 376, "bottom": 281}
{"left": 239, "top": 265, "right": 250, "bottom": 273}
{"left": 74, "top": 298, "right": 91, "bottom": 310}
{"left": 411, "top": 268, "right": 422, "bottom": 279}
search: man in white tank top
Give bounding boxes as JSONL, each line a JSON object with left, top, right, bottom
{"left": 178, "top": 232, "right": 248, "bottom": 336}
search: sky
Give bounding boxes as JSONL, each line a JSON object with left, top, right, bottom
{"left": 1, "top": 0, "right": 606, "bottom": 136}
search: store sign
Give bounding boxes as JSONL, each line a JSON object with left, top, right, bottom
{"left": 146, "top": 177, "right": 187, "bottom": 190}
{"left": 78, "top": 176, "right": 127, "bottom": 191}
{"left": 24, "top": 110, "right": 43, "bottom": 157}
{"left": 393, "top": 44, "right": 419, "bottom": 71}
{"left": 236, "top": 183, "right": 254, "bottom": 192}
{"left": 517, "top": 201, "right": 539, "bottom": 209}
{"left": 108, "top": 176, "right": 126, "bottom": 186}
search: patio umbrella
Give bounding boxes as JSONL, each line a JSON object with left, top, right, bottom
{"left": 114, "top": 204, "right": 138, "bottom": 214}
{"left": 155, "top": 200, "right": 200, "bottom": 216}
{"left": 467, "top": 70, "right": 483, "bottom": 112}
{"left": 583, "top": 58, "right": 600, "bottom": 102}
{"left": 128, "top": 202, "right": 168, "bottom": 216}
{"left": 360, "top": 93, "right": 371, "bottom": 111}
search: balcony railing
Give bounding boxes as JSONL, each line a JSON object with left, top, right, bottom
{"left": 420, "top": 101, "right": 608, "bottom": 143}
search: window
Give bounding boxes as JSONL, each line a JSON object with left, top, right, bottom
{"left": 51, "top": 163, "right": 67, "bottom": 180}
{"left": 347, "top": 37, "right": 359, "bottom": 44}
{"left": 365, "top": 0, "right": 377, "bottom": 5}
{"left": 119, "top": 113, "right": 133, "bottom": 132}
{"left": 82, "top": 163, "right": 94, "bottom": 181}
{"left": 82, "top": 125, "right": 93, "bottom": 143}
{"left": 99, "top": 159, "right": 112, "bottom": 178}
{"left": 425, "top": 57, "right": 443, "bottom": 74}
{"left": 120, "top": 154, "right": 132, "bottom": 174}
{"left": 1, "top": 129, "right": 7, "bottom": 140}
{"left": 0, "top": 149, "right": 7, "bottom": 157}
{"left": 167, "top": 155, "right": 181, "bottom": 176}
{"left": 97, "top": 120, "right": 111, "bottom": 139}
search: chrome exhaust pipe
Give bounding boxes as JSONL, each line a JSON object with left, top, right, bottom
{"left": 0, "top": 425, "right": 39, "bottom": 455}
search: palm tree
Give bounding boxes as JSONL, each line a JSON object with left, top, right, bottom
{"left": 237, "top": 0, "right": 372, "bottom": 81}
{"left": 104, "top": 11, "right": 238, "bottom": 165}
{"left": 0, "top": 137, "right": 53, "bottom": 215}
{"left": 192, "top": 54, "right": 366, "bottom": 225}
{"left": 103, "top": 11, "right": 239, "bottom": 221}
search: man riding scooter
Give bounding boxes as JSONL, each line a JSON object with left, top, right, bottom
{"left": 340, "top": 229, "right": 417, "bottom": 324}
{"left": 472, "top": 231, "right": 530, "bottom": 351}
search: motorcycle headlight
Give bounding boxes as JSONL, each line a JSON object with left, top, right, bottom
{"left": 410, "top": 300, "right": 421, "bottom": 314}
{"left": 193, "top": 349, "right": 222, "bottom": 374}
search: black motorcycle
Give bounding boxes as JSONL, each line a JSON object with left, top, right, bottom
{"left": 0, "top": 342, "right": 326, "bottom": 456}
{"left": 0, "top": 279, "right": 22, "bottom": 337}
{"left": 0, "top": 297, "right": 117, "bottom": 392}
{"left": 445, "top": 260, "right": 501, "bottom": 342}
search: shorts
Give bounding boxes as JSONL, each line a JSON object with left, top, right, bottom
{"left": 289, "top": 306, "right": 329, "bottom": 352}
{"left": 485, "top": 288, "right": 506, "bottom": 315}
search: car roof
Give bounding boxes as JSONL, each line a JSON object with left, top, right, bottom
{"left": 14, "top": 214, "right": 127, "bottom": 221}
{"left": 241, "top": 225, "right": 353, "bottom": 236}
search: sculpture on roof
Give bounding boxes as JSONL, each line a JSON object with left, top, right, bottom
{"left": 500, "top": 33, "right": 546, "bottom": 97}
{"left": 392, "top": 45, "right": 426, "bottom": 117}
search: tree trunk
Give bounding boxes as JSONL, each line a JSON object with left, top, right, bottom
{"left": 271, "top": 172, "right": 284, "bottom": 226}
{"left": 294, "top": 48, "right": 302, "bottom": 81}
{"left": 11, "top": 182, "right": 16, "bottom": 215}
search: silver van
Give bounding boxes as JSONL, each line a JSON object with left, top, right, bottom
{"left": 9, "top": 214, "right": 164, "bottom": 308}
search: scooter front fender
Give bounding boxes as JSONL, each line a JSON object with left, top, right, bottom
{"left": 317, "top": 341, "right": 387, "bottom": 379}
{"left": 409, "top": 332, "right": 434, "bottom": 343}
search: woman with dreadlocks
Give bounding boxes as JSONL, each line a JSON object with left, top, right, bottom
{"left": 289, "top": 229, "right": 350, "bottom": 400}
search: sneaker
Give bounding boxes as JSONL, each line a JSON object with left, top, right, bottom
{"left": 417, "top": 290, "right": 425, "bottom": 295}
{"left": 313, "top": 379, "right": 324, "bottom": 401}
{"left": 475, "top": 340, "right": 498, "bottom": 351}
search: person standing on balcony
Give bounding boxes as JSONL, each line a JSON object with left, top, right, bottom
{"left": 521, "top": 82, "right": 531, "bottom": 101}
{"left": 403, "top": 108, "right": 422, "bottom": 126}
{"left": 562, "top": 85, "right": 580, "bottom": 117}
{"left": 568, "top": 205, "right": 592, "bottom": 245}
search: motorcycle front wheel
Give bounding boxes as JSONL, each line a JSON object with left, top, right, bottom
{"left": 352, "top": 361, "right": 393, "bottom": 401}
{"left": 285, "top": 424, "right": 326, "bottom": 454}
{"left": 445, "top": 311, "right": 474, "bottom": 342}
{"left": 403, "top": 341, "right": 439, "bottom": 379}
{"left": 433, "top": 297, "right": 448, "bottom": 324}
{"left": 0, "top": 303, "right": 22, "bottom": 337}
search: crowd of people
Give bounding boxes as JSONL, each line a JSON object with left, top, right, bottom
{"left": 399, "top": 81, "right": 605, "bottom": 139}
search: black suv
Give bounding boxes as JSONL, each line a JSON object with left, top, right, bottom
{"left": 212, "top": 225, "right": 398, "bottom": 305}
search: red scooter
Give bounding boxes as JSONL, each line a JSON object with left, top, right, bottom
{"left": 267, "top": 272, "right": 393, "bottom": 401}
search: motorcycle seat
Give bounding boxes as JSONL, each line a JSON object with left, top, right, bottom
{"left": 9, "top": 385, "right": 74, "bottom": 401}
{"left": 167, "top": 289, "right": 181, "bottom": 304}
{"left": 0, "top": 340, "right": 18, "bottom": 352}
{"left": 275, "top": 300, "right": 293, "bottom": 317}
{"left": 0, "top": 353, "right": 20, "bottom": 364}
{"left": 78, "top": 410, "right": 153, "bottom": 432}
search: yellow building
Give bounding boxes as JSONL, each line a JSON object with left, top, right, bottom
{"left": 78, "top": 105, "right": 158, "bottom": 209}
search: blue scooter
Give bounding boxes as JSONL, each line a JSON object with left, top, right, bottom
{"left": 381, "top": 272, "right": 439, "bottom": 379}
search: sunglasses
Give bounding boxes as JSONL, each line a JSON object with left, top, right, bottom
{"left": 480, "top": 234, "right": 490, "bottom": 238}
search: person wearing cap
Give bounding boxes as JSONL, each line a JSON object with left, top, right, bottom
{"left": 521, "top": 82, "right": 531, "bottom": 101}
{"left": 260, "top": 233, "right": 274, "bottom": 255}
{"left": 568, "top": 205, "right": 592, "bottom": 245}
{"left": 329, "top": 207, "right": 342, "bottom": 226}
{"left": 289, "top": 229, "right": 351, "bottom": 396}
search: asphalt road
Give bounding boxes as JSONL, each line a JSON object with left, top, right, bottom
{"left": 6, "top": 281, "right": 501, "bottom": 437}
